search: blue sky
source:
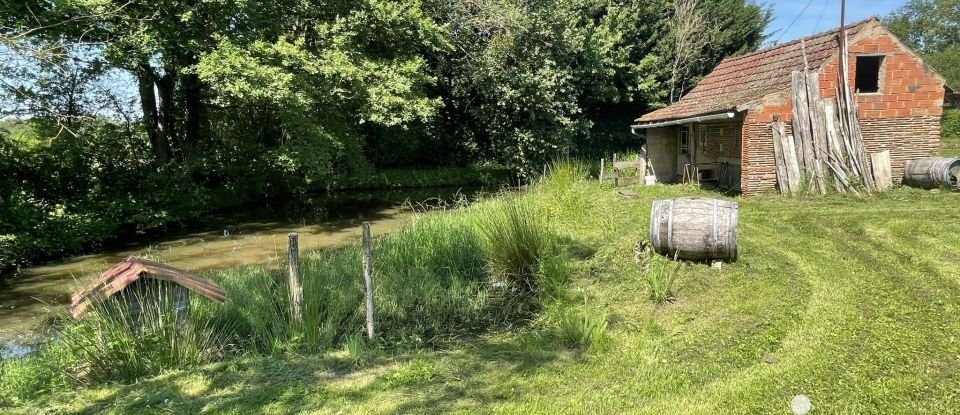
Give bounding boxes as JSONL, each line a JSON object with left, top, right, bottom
{"left": 763, "top": 0, "right": 907, "bottom": 44}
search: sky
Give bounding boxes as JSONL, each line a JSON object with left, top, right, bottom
{"left": 763, "top": 0, "right": 907, "bottom": 44}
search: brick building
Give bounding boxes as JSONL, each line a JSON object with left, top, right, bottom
{"left": 632, "top": 18, "right": 950, "bottom": 196}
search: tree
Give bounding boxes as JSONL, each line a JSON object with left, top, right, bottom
{"left": 668, "top": 0, "right": 709, "bottom": 103}
{"left": 422, "top": 0, "right": 769, "bottom": 172}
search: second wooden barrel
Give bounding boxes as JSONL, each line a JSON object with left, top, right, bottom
{"left": 649, "top": 198, "right": 738, "bottom": 261}
{"left": 904, "top": 157, "right": 960, "bottom": 189}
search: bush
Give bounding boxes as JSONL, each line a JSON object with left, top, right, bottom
{"left": 555, "top": 308, "right": 608, "bottom": 352}
{"left": 943, "top": 108, "right": 960, "bottom": 139}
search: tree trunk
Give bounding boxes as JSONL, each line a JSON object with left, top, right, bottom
{"left": 136, "top": 63, "right": 171, "bottom": 165}
{"left": 182, "top": 72, "right": 207, "bottom": 161}
{"left": 156, "top": 68, "right": 180, "bottom": 160}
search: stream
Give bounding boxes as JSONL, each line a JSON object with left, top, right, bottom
{"left": 0, "top": 186, "right": 487, "bottom": 356}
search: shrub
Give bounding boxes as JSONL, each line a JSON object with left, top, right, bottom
{"left": 943, "top": 108, "right": 960, "bottom": 139}
{"left": 555, "top": 308, "right": 608, "bottom": 352}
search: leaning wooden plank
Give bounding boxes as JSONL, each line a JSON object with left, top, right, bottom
{"left": 847, "top": 96, "right": 876, "bottom": 192}
{"left": 871, "top": 150, "right": 892, "bottom": 191}
{"left": 806, "top": 72, "right": 828, "bottom": 194}
{"left": 792, "top": 71, "right": 816, "bottom": 179}
{"left": 772, "top": 122, "right": 789, "bottom": 194}
{"left": 783, "top": 134, "right": 802, "bottom": 193}
{"left": 823, "top": 100, "right": 845, "bottom": 162}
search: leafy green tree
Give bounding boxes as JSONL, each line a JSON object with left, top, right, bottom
{"left": 423, "top": 0, "right": 768, "bottom": 173}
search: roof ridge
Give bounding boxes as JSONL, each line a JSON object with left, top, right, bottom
{"left": 722, "top": 16, "right": 879, "bottom": 66}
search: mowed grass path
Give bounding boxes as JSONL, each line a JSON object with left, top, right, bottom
{"left": 11, "top": 184, "right": 960, "bottom": 414}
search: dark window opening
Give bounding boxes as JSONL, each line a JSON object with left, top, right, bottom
{"left": 855, "top": 55, "right": 884, "bottom": 93}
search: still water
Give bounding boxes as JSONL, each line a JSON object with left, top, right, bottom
{"left": 0, "top": 187, "right": 484, "bottom": 350}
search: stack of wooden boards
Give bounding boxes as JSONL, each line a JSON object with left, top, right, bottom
{"left": 771, "top": 69, "right": 892, "bottom": 195}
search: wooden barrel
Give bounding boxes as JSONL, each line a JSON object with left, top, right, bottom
{"left": 904, "top": 157, "right": 960, "bottom": 189}
{"left": 649, "top": 198, "right": 738, "bottom": 261}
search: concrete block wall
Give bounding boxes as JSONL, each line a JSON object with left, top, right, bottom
{"left": 645, "top": 126, "right": 679, "bottom": 183}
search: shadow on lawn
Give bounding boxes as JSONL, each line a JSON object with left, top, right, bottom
{"left": 65, "top": 334, "right": 567, "bottom": 414}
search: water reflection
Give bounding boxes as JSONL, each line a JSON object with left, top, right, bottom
{"left": 0, "top": 187, "right": 484, "bottom": 342}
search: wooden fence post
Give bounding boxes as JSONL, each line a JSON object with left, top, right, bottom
{"left": 288, "top": 232, "right": 303, "bottom": 325}
{"left": 600, "top": 158, "right": 605, "bottom": 182}
{"left": 361, "top": 222, "right": 375, "bottom": 339}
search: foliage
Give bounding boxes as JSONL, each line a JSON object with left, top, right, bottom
{"left": 942, "top": 108, "right": 960, "bottom": 156}
{"left": 0, "top": 0, "right": 770, "bottom": 268}
{"left": 9, "top": 167, "right": 960, "bottom": 413}
{"left": 645, "top": 252, "right": 682, "bottom": 304}
{"left": 423, "top": 0, "right": 769, "bottom": 173}
{"left": 344, "top": 334, "right": 369, "bottom": 367}
{"left": 477, "top": 196, "right": 554, "bottom": 295}
{"left": 943, "top": 108, "right": 960, "bottom": 138}
{"left": 555, "top": 307, "right": 609, "bottom": 352}
{"left": 886, "top": 0, "right": 960, "bottom": 87}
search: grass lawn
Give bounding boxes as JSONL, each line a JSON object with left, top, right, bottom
{"left": 5, "top": 178, "right": 960, "bottom": 414}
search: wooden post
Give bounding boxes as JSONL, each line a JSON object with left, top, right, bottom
{"left": 361, "top": 222, "right": 375, "bottom": 339}
{"left": 613, "top": 153, "right": 619, "bottom": 186}
{"left": 599, "top": 158, "right": 605, "bottom": 182}
{"left": 288, "top": 232, "right": 303, "bottom": 325}
{"left": 871, "top": 150, "right": 892, "bottom": 191}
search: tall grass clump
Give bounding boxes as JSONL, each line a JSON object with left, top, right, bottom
{"left": 300, "top": 213, "right": 496, "bottom": 349}
{"left": 646, "top": 254, "right": 681, "bottom": 304}
{"left": 195, "top": 266, "right": 292, "bottom": 354}
{"left": 58, "top": 284, "right": 232, "bottom": 384}
{"left": 537, "top": 159, "right": 592, "bottom": 222}
{"left": 555, "top": 307, "right": 608, "bottom": 352}
{"left": 0, "top": 283, "right": 232, "bottom": 401}
{"left": 476, "top": 196, "right": 554, "bottom": 296}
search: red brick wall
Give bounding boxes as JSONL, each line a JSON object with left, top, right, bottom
{"left": 700, "top": 121, "right": 742, "bottom": 159}
{"left": 740, "top": 25, "right": 945, "bottom": 196}
{"left": 742, "top": 92, "right": 793, "bottom": 195}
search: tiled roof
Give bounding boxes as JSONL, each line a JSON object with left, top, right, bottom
{"left": 637, "top": 17, "right": 879, "bottom": 123}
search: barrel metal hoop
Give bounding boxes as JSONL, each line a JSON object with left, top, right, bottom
{"left": 730, "top": 203, "right": 739, "bottom": 260}
{"left": 666, "top": 200, "right": 674, "bottom": 255}
{"left": 712, "top": 199, "right": 719, "bottom": 254}
{"left": 650, "top": 201, "right": 660, "bottom": 250}
{"left": 943, "top": 159, "right": 959, "bottom": 183}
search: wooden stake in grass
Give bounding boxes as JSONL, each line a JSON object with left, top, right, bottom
{"left": 288, "top": 232, "right": 303, "bottom": 325}
{"left": 361, "top": 222, "right": 375, "bottom": 339}
{"left": 600, "top": 158, "right": 605, "bottom": 182}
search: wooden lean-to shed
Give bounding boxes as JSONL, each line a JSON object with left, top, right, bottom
{"left": 70, "top": 256, "right": 226, "bottom": 321}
